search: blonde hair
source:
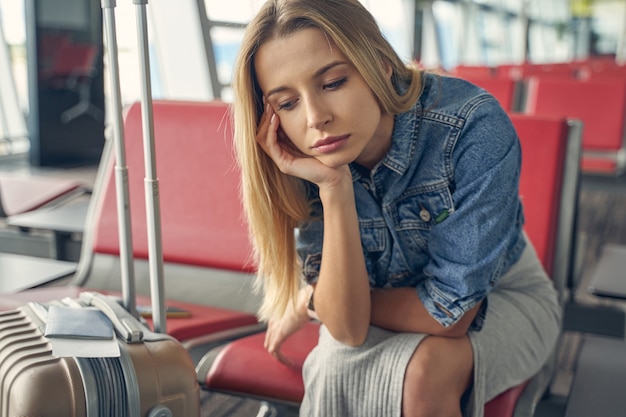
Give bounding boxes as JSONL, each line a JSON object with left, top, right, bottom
{"left": 232, "top": 0, "right": 422, "bottom": 322}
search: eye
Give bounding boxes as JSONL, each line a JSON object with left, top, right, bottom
{"left": 277, "top": 99, "right": 298, "bottom": 111}
{"left": 323, "top": 77, "right": 347, "bottom": 90}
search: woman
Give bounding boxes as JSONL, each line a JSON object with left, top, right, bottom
{"left": 232, "top": 1, "right": 561, "bottom": 416}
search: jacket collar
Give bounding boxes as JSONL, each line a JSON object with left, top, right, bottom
{"left": 349, "top": 101, "right": 420, "bottom": 181}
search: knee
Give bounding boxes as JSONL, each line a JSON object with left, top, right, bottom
{"left": 403, "top": 340, "right": 441, "bottom": 403}
{"left": 402, "top": 336, "right": 473, "bottom": 417}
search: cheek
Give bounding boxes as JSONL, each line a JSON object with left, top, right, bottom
{"left": 278, "top": 117, "right": 306, "bottom": 148}
{"left": 358, "top": 92, "right": 382, "bottom": 115}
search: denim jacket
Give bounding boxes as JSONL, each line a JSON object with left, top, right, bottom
{"left": 297, "top": 72, "right": 526, "bottom": 329}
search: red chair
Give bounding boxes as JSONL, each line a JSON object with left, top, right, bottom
{"left": 524, "top": 76, "right": 626, "bottom": 176}
{"left": 198, "top": 114, "right": 582, "bottom": 416}
{"left": 0, "top": 100, "right": 264, "bottom": 353}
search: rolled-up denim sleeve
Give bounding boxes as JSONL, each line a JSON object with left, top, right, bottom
{"left": 415, "top": 97, "right": 525, "bottom": 328}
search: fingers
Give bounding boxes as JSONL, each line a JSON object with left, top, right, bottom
{"left": 256, "top": 104, "right": 299, "bottom": 176}
{"left": 256, "top": 103, "right": 278, "bottom": 155}
{"left": 264, "top": 323, "right": 298, "bottom": 368}
{"left": 268, "top": 345, "right": 297, "bottom": 368}
{"left": 264, "top": 323, "right": 282, "bottom": 359}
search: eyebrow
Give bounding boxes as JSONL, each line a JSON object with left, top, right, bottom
{"left": 265, "top": 61, "right": 349, "bottom": 98}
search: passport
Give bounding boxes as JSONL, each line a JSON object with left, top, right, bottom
{"left": 44, "top": 305, "right": 114, "bottom": 340}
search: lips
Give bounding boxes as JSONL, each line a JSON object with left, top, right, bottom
{"left": 312, "top": 135, "right": 349, "bottom": 153}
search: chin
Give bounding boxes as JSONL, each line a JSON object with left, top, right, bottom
{"left": 318, "top": 155, "right": 355, "bottom": 169}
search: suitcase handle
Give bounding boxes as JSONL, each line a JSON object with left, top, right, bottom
{"left": 79, "top": 292, "right": 144, "bottom": 343}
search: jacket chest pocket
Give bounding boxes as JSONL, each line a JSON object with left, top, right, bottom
{"left": 358, "top": 219, "right": 389, "bottom": 285}
{"left": 394, "top": 186, "right": 454, "bottom": 252}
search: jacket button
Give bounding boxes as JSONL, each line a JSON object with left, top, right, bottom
{"left": 419, "top": 209, "right": 431, "bottom": 222}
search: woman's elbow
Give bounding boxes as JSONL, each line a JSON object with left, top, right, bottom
{"left": 327, "top": 324, "right": 369, "bottom": 347}
{"left": 431, "top": 309, "right": 478, "bottom": 338}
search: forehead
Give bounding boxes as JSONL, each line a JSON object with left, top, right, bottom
{"left": 254, "top": 28, "right": 348, "bottom": 92}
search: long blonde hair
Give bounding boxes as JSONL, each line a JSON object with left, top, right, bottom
{"left": 233, "top": 0, "right": 423, "bottom": 322}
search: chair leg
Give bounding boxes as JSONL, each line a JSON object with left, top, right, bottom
{"left": 60, "top": 82, "right": 103, "bottom": 124}
{"left": 255, "top": 401, "right": 278, "bottom": 417}
{"left": 61, "top": 99, "right": 103, "bottom": 123}
{"left": 255, "top": 401, "right": 299, "bottom": 417}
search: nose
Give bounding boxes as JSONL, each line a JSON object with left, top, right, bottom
{"left": 305, "top": 96, "right": 332, "bottom": 130}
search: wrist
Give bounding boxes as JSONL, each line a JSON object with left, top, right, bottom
{"left": 298, "top": 285, "right": 314, "bottom": 313}
{"left": 318, "top": 168, "right": 354, "bottom": 203}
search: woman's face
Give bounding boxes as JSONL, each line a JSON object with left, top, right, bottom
{"left": 254, "top": 28, "right": 394, "bottom": 169}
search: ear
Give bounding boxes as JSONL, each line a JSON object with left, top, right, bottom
{"left": 384, "top": 61, "right": 393, "bottom": 80}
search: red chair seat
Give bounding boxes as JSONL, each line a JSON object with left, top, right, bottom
{"left": 207, "top": 322, "right": 319, "bottom": 403}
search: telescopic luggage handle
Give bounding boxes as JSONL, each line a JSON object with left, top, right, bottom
{"left": 101, "top": 0, "right": 136, "bottom": 318}
{"left": 101, "top": 0, "right": 167, "bottom": 333}
{"left": 79, "top": 291, "right": 144, "bottom": 342}
{"left": 79, "top": 291, "right": 174, "bottom": 343}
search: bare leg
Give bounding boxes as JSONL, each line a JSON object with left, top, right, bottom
{"left": 402, "top": 335, "right": 474, "bottom": 417}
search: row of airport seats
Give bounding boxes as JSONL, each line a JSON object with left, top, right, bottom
{"left": 0, "top": 99, "right": 622, "bottom": 416}
{"left": 449, "top": 56, "right": 626, "bottom": 81}
{"left": 445, "top": 59, "right": 626, "bottom": 177}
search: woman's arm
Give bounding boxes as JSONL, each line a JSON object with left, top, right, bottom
{"left": 313, "top": 175, "right": 372, "bottom": 346}
{"left": 370, "top": 287, "right": 483, "bottom": 337}
{"left": 257, "top": 106, "right": 372, "bottom": 347}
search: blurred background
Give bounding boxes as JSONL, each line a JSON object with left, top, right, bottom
{"left": 1, "top": 0, "right": 623, "bottom": 167}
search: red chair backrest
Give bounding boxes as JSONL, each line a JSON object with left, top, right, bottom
{"left": 92, "top": 100, "right": 254, "bottom": 272}
{"left": 525, "top": 77, "right": 626, "bottom": 152}
{"left": 509, "top": 113, "right": 571, "bottom": 278}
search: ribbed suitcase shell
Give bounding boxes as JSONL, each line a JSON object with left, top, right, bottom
{"left": 0, "top": 304, "right": 200, "bottom": 417}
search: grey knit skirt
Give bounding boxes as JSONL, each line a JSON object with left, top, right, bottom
{"left": 299, "top": 240, "right": 561, "bottom": 417}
